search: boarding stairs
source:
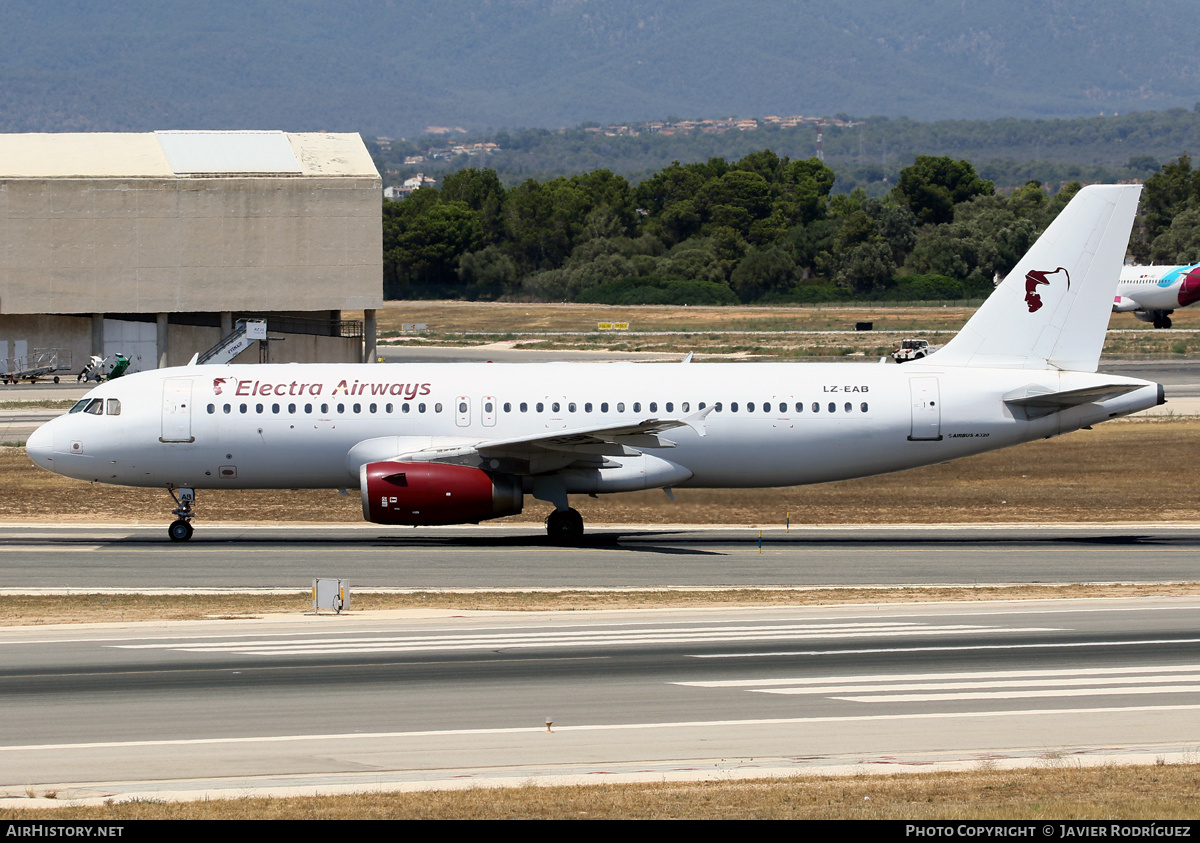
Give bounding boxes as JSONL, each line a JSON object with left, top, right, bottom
{"left": 197, "top": 319, "right": 268, "bottom": 365}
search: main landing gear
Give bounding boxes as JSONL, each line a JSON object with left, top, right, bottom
{"left": 546, "top": 507, "right": 584, "bottom": 544}
{"left": 167, "top": 487, "right": 196, "bottom": 542}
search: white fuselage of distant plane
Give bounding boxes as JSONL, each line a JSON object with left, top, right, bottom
{"left": 1113, "top": 263, "right": 1200, "bottom": 326}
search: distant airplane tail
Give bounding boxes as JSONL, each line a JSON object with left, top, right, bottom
{"left": 924, "top": 184, "right": 1141, "bottom": 372}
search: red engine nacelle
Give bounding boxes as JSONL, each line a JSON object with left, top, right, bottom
{"left": 360, "top": 461, "right": 523, "bottom": 526}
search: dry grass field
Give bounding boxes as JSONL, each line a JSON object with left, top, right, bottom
{"left": 9, "top": 765, "right": 1200, "bottom": 820}
{"left": 360, "top": 300, "right": 1200, "bottom": 358}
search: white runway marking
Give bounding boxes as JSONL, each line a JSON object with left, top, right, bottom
{"left": 676, "top": 664, "right": 1200, "bottom": 707}
{"left": 693, "top": 637, "right": 1200, "bottom": 658}
{"left": 111, "top": 621, "right": 1049, "bottom": 656}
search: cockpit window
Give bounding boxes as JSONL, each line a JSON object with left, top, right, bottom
{"left": 69, "top": 399, "right": 91, "bottom": 414}
{"left": 83, "top": 398, "right": 103, "bottom": 415}
{"left": 106, "top": 398, "right": 121, "bottom": 416}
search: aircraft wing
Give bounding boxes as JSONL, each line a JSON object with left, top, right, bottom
{"left": 1003, "top": 383, "right": 1143, "bottom": 419}
{"left": 392, "top": 408, "right": 714, "bottom": 473}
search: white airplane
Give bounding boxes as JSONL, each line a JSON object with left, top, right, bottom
{"left": 26, "top": 185, "right": 1161, "bottom": 543}
{"left": 1112, "top": 262, "right": 1200, "bottom": 328}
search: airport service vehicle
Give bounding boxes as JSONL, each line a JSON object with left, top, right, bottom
{"left": 1113, "top": 262, "right": 1200, "bottom": 328}
{"left": 891, "top": 338, "right": 938, "bottom": 363}
{"left": 26, "top": 186, "right": 1162, "bottom": 543}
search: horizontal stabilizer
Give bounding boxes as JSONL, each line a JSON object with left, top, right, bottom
{"left": 1003, "top": 383, "right": 1141, "bottom": 419}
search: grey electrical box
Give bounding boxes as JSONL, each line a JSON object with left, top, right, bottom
{"left": 312, "top": 578, "right": 349, "bottom": 614}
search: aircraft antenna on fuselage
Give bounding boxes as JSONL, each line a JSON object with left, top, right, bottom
{"left": 924, "top": 185, "right": 1141, "bottom": 372}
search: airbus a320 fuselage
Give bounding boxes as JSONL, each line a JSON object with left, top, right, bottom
{"left": 26, "top": 185, "right": 1161, "bottom": 542}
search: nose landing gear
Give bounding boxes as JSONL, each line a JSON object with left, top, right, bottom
{"left": 167, "top": 487, "right": 196, "bottom": 542}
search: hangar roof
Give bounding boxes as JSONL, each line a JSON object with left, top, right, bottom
{"left": 0, "top": 131, "right": 378, "bottom": 178}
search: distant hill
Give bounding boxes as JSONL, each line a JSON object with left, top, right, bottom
{"left": 3, "top": 1, "right": 1200, "bottom": 137}
{"left": 370, "top": 109, "right": 1200, "bottom": 197}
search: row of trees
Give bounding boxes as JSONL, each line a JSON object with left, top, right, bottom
{"left": 383, "top": 151, "right": 1191, "bottom": 306}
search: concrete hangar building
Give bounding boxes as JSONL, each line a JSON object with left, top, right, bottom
{"left": 0, "top": 131, "right": 382, "bottom": 378}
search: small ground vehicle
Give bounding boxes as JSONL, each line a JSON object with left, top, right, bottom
{"left": 892, "top": 338, "right": 939, "bottom": 363}
{"left": 77, "top": 353, "right": 131, "bottom": 383}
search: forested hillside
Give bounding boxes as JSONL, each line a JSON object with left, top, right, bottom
{"left": 371, "top": 109, "right": 1200, "bottom": 195}
{"left": 383, "top": 151, "right": 1200, "bottom": 306}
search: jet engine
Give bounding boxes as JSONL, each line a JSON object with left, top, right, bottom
{"left": 359, "top": 461, "right": 523, "bottom": 526}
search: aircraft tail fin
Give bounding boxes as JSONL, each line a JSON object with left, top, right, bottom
{"left": 924, "top": 184, "right": 1141, "bottom": 372}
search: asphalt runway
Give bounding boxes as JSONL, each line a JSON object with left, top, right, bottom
{"left": 4, "top": 524, "right": 1200, "bottom": 590}
{"left": 3, "top": 598, "right": 1199, "bottom": 801}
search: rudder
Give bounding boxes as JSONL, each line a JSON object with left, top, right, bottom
{"left": 923, "top": 184, "right": 1141, "bottom": 372}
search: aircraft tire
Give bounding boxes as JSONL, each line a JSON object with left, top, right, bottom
{"left": 1165, "top": 316, "right": 1173, "bottom": 329}
{"left": 546, "top": 508, "right": 584, "bottom": 544}
{"left": 168, "top": 519, "right": 194, "bottom": 542}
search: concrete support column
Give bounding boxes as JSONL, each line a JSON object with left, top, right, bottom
{"left": 364, "top": 308, "right": 377, "bottom": 364}
{"left": 219, "top": 311, "right": 233, "bottom": 337}
{"left": 91, "top": 314, "right": 104, "bottom": 358}
{"left": 156, "top": 313, "right": 168, "bottom": 369}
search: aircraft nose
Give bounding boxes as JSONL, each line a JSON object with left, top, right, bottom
{"left": 25, "top": 422, "right": 54, "bottom": 470}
